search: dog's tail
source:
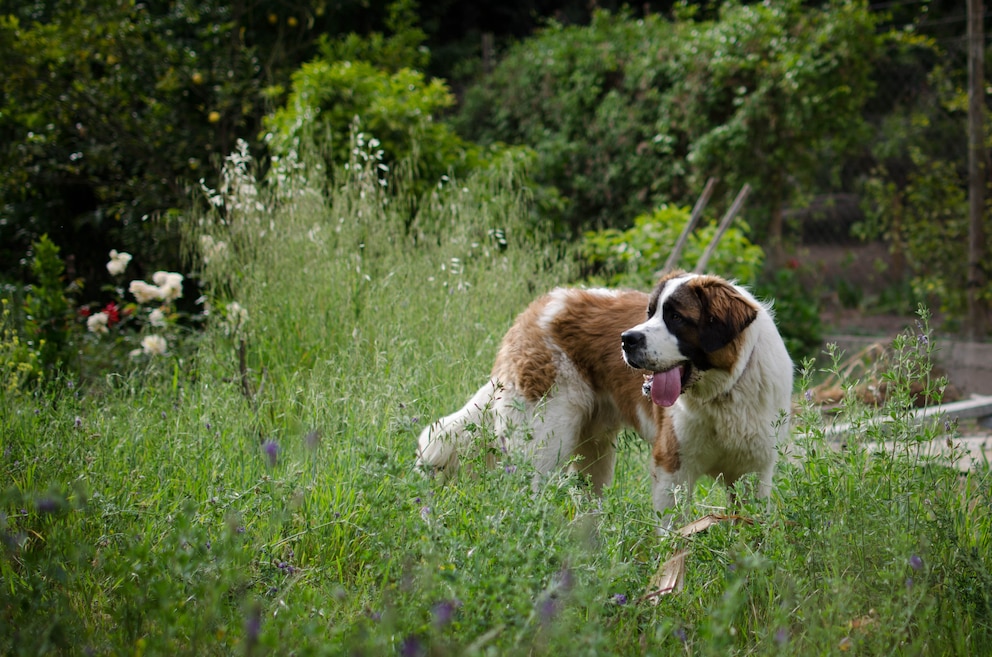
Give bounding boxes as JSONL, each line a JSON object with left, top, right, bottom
{"left": 415, "top": 378, "right": 504, "bottom": 477}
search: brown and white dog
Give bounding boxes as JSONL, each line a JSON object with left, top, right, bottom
{"left": 415, "top": 271, "right": 793, "bottom": 522}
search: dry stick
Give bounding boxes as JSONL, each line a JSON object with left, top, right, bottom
{"left": 693, "top": 183, "right": 751, "bottom": 274}
{"left": 661, "top": 177, "right": 717, "bottom": 274}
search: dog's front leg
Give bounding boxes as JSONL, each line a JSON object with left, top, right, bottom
{"left": 651, "top": 465, "right": 692, "bottom": 533}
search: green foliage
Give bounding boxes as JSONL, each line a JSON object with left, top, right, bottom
{"left": 0, "top": 299, "right": 41, "bottom": 391}
{"left": 580, "top": 204, "right": 765, "bottom": 287}
{"left": 0, "top": 0, "right": 271, "bottom": 280}
{"left": 754, "top": 265, "right": 824, "bottom": 362}
{"left": 22, "top": 235, "right": 79, "bottom": 372}
{"left": 856, "top": 41, "right": 992, "bottom": 321}
{"left": 674, "top": 0, "right": 878, "bottom": 238}
{"left": 0, "top": 0, "right": 404, "bottom": 285}
{"left": 317, "top": 0, "right": 429, "bottom": 72}
{"left": 455, "top": 2, "right": 880, "bottom": 236}
{"left": 454, "top": 11, "right": 679, "bottom": 231}
{"left": 265, "top": 60, "right": 459, "bottom": 172}
{"left": 263, "top": 54, "right": 548, "bottom": 225}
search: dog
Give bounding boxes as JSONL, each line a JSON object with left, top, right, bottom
{"left": 415, "top": 270, "right": 793, "bottom": 522}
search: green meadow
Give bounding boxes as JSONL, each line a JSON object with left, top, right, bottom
{"left": 3, "top": 145, "right": 991, "bottom": 656}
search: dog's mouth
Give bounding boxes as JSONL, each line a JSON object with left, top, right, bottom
{"left": 642, "top": 363, "right": 693, "bottom": 407}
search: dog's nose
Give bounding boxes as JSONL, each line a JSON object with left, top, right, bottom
{"left": 621, "top": 330, "right": 645, "bottom": 352}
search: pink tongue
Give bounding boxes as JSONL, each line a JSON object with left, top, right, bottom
{"left": 651, "top": 367, "right": 683, "bottom": 407}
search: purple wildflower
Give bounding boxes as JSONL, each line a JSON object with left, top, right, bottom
{"left": 539, "top": 597, "right": 560, "bottom": 625}
{"left": 909, "top": 555, "right": 923, "bottom": 571}
{"left": 36, "top": 496, "right": 61, "bottom": 514}
{"left": 612, "top": 593, "right": 628, "bottom": 606}
{"left": 420, "top": 506, "right": 430, "bottom": 521}
{"left": 673, "top": 627, "right": 688, "bottom": 644}
{"left": 262, "top": 440, "right": 279, "bottom": 467}
{"left": 775, "top": 628, "right": 789, "bottom": 645}
{"left": 244, "top": 603, "right": 262, "bottom": 652}
{"left": 400, "top": 635, "right": 424, "bottom": 657}
{"left": 74, "top": 416, "right": 82, "bottom": 429}
{"left": 432, "top": 599, "right": 461, "bottom": 628}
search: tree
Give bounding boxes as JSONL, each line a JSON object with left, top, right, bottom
{"left": 0, "top": 0, "right": 394, "bottom": 286}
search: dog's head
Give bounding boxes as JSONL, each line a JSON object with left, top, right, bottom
{"left": 620, "top": 271, "right": 759, "bottom": 407}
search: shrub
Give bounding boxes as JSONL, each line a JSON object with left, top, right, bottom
{"left": 263, "top": 59, "right": 506, "bottom": 214}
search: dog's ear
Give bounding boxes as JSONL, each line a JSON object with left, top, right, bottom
{"left": 696, "top": 279, "right": 759, "bottom": 353}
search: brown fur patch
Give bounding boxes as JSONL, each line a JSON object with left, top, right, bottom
{"left": 546, "top": 290, "right": 649, "bottom": 422}
{"left": 492, "top": 295, "right": 558, "bottom": 401}
{"left": 652, "top": 413, "right": 680, "bottom": 473}
{"left": 685, "top": 276, "right": 759, "bottom": 370}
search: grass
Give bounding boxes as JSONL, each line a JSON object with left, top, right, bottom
{"left": 2, "top": 141, "right": 991, "bottom": 656}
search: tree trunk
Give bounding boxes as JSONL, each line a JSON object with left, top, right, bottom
{"left": 966, "top": 0, "right": 988, "bottom": 340}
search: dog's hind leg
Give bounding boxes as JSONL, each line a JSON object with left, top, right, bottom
{"left": 571, "top": 434, "right": 617, "bottom": 495}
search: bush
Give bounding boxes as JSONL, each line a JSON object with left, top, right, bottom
{"left": 455, "top": 2, "right": 879, "bottom": 238}
{"left": 267, "top": 60, "right": 507, "bottom": 209}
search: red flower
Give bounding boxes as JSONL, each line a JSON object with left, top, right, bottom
{"left": 78, "top": 307, "right": 92, "bottom": 318}
{"left": 786, "top": 257, "right": 800, "bottom": 270}
{"left": 103, "top": 303, "right": 120, "bottom": 326}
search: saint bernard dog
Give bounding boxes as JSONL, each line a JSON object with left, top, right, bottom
{"left": 415, "top": 270, "right": 793, "bottom": 522}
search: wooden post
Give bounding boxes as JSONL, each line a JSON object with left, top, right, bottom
{"left": 967, "top": 0, "right": 987, "bottom": 340}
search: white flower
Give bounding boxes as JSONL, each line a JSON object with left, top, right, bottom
{"left": 152, "top": 271, "right": 184, "bottom": 302}
{"left": 141, "top": 334, "right": 168, "bottom": 356}
{"left": 148, "top": 308, "right": 166, "bottom": 327}
{"left": 224, "top": 301, "right": 249, "bottom": 337}
{"left": 129, "top": 280, "right": 162, "bottom": 304}
{"left": 86, "top": 312, "right": 109, "bottom": 334}
{"left": 200, "top": 235, "right": 228, "bottom": 263}
{"left": 106, "top": 249, "right": 132, "bottom": 276}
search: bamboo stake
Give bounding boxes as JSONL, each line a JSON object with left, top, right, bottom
{"left": 661, "top": 177, "right": 717, "bottom": 274}
{"left": 693, "top": 183, "right": 751, "bottom": 274}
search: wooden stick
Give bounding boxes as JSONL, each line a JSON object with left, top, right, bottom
{"left": 661, "top": 177, "right": 717, "bottom": 274}
{"left": 694, "top": 183, "right": 751, "bottom": 274}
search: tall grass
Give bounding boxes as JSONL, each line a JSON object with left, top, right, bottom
{"left": 2, "top": 139, "right": 991, "bottom": 655}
